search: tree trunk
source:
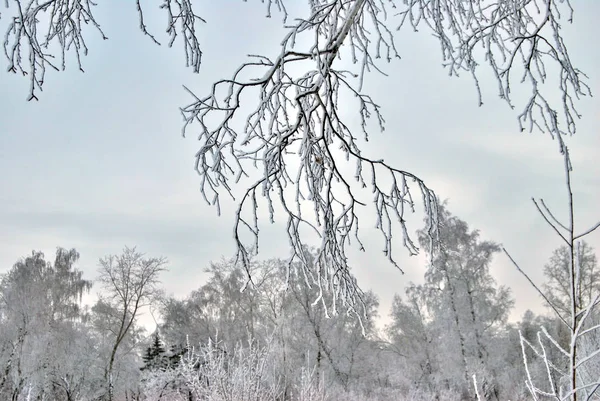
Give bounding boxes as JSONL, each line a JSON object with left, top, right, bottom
{"left": 443, "top": 268, "right": 470, "bottom": 397}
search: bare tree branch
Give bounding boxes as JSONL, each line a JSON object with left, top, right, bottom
{"left": 3, "top": 0, "right": 107, "bottom": 101}
{"left": 397, "top": 0, "right": 591, "bottom": 142}
{"left": 575, "top": 221, "right": 600, "bottom": 241}
{"left": 504, "top": 247, "right": 569, "bottom": 328}
{"left": 181, "top": 0, "right": 439, "bottom": 316}
{"left": 533, "top": 198, "right": 570, "bottom": 246}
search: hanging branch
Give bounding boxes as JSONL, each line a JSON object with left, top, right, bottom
{"left": 181, "top": 0, "right": 439, "bottom": 316}
{"left": 2, "top": 0, "right": 282, "bottom": 100}
{"left": 398, "top": 0, "right": 591, "bottom": 141}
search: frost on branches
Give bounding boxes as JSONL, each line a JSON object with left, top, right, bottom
{"left": 141, "top": 336, "right": 281, "bottom": 401}
{"left": 2, "top": 0, "right": 590, "bottom": 315}
{"left": 505, "top": 149, "right": 600, "bottom": 401}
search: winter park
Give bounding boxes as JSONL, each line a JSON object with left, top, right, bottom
{"left": 1, "top": 0, "right": 600, "bottom": 400}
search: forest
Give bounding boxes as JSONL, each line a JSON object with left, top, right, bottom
{"left": 2, "top": 0, "right": 599, "bottom": 400}
{"left": 1, "top": 203, "right": 599, "bottom": 401}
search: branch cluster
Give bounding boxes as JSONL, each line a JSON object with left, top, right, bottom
{"left": 398, "top": 0, "right": 591, "bottom": 145}
{"left": 3, "top": 0, "right": 106, "bottom": 100}
{"left": 181, "top": 0, "right": 439, "bottom": 316}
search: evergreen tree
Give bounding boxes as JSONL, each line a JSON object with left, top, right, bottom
{"left": 167, "top": 344, "right": 188, "bottom": 370}
{"left": 141, "top": 331, "right": 168, "bottom": 372}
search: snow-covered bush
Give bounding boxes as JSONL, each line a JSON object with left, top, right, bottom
{"left": 140, "top": 335, "right": 280, "bottom": 401}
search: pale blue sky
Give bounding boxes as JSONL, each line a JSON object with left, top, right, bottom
{"left": 1, "top": 1, "right": 599, "bottom": 327}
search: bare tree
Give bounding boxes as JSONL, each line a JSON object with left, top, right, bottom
{"left": 505, "top": 147, "right": 600, "bottom": 401}
{"left": 97, "top": 247, "right": 167, "bottom": 401}
{"left": 543, "top": 241, "right": 600, "bottom": 319}
{"left": 2, "top": 1, "right": 591, "bottom": 314}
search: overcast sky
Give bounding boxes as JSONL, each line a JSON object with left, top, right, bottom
{"left": 1, "top": 1, "right": 599, "bottom": 330}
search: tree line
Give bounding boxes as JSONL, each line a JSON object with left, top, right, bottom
{"left": 1, "top": 205, "right": 598, "bottom": 401}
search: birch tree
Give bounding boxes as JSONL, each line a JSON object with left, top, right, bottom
{"left": 0, "top": 248, "right": 92, "bottom": 400}
{"left": 417, "top": 204, "right": 514, "bottom": 399}
{"left": 97, "top": 247, "right": 167, "bottom": 401}
{"left": 2, "top": 0, "right": 591, "bottom": 313}
{"left": 386, "top": 285, "right": 440, "bottom": 398}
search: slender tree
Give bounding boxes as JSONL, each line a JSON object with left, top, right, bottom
{"left": 505, "top": 147, "right": 600, "bottom": 401}
{"left": 97, "top": 247, "right": 167, "bottom": 401}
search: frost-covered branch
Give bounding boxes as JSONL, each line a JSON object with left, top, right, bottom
{"left": 3, "top": 0, "right": 107, "bottom": 101}
{"left": 508, "top": 148, "right": 600, "bottom": 401}
{"left": 398, "top": 0, "right": 591, "bottom": 144}
{"left": 181, "top": 0, "right": 439, "bottom": 316}
{"left": 2, "top": 0, "right": 283, "bottom": 100}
